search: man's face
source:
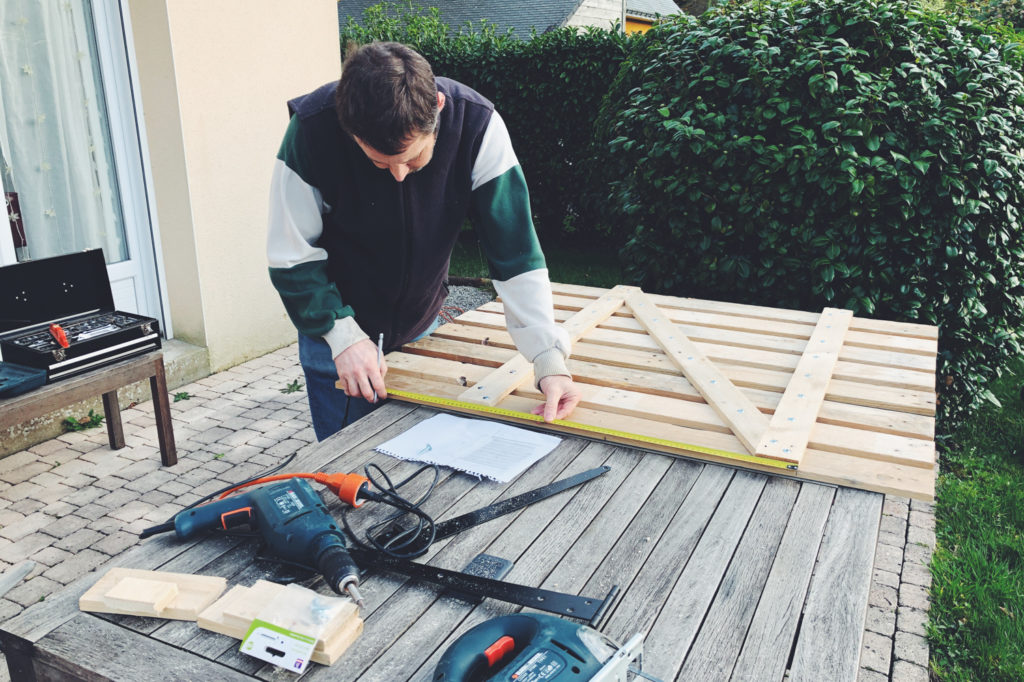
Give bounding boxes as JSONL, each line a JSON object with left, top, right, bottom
{"left": 354, "top": 132, "right": 437, "bottom": 183}
{"left": 353, "top": 90, "right": 445, "bottom": 183}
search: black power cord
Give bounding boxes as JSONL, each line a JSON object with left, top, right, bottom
{"left": 341, "top": 463, "right": 439, "bottom": 559}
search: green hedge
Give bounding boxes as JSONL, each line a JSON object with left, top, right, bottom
{"left": 340, "top": 2, "right": 631, "bottom": 244}
{"left": 593, "top": 0, "right": 1024, "bottom": 425}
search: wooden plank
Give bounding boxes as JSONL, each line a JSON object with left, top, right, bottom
{"left": 548, "top": 281, "right": 939, "bottom": 340}
{"left": 789, "top": 488, "right": 883, "bottom": 681}
{"left": 29, "top": 613, "right": 253, "bottom": 682}
{"left": 675, "top": 477, "right": 801, "bottom": 680}
{"left": 413, "top": 331, "right": 936, "bottom": 416}
{"left": 79, "top": 567, "right": 226, "bottom": 620}
{"left": 731, "top": 483, "right": 836, "bottom": 681}
{"left": 625, "top": 290, "right": 772, "bottom": 459}
{"left": 458, "top": 285, "right": 636, "bottom": 406}
{"left": 757, "top": 308, "right": 853, "bottom": 465}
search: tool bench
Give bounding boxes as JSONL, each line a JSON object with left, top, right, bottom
{"left": 1, "top": 400, "right": 885, "bottom": 681}
{"left": 0, "top": 350, "right": 177, "bottom": 466}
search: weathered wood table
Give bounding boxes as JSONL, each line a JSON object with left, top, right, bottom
{"left": 0, "top": 401, "right": 882, "bottom": 681}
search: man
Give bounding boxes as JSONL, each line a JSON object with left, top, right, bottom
{"left": 267, "top": 42, "right": 581, "bottom": 441}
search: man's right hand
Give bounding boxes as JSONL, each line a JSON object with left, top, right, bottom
{"left": 334, "top": 339, "right": 387, "bottom": 403}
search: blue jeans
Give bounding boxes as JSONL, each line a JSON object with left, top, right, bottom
{"left": 299, "top": 318, "right": 441, "bottom": 441}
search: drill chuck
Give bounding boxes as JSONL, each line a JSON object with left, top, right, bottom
{"left": 317, "top": 544, "right": 364, "bottom": 607}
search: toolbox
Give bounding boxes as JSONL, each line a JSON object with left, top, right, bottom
{"left": 0, "top": 249, "right": 161, "bottom": 382}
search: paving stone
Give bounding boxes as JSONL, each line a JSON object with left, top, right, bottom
{"left": 897, "top": 606, "right": 929, "bottom": 637}
{"left": 5, "top": 575, "right": 63, "bottom": 608}
{"left": 97, "top": 487, "right": 141, "bottom": 509}
{"left": 43, "top": 548, "right": 107, "bottom": 584}
{"left": 891, "top": 660, "right": 929, "bottom": 682}
{"left": 874, "top": 542, "right": 904, "bottom": 574}
{"left": 82, "top": 455, "right": 134, "bottom": 478}
{"left": 909, "top": 498, "right": 935, "bottom": 513}
{"left": 908, "top": 509, "right": 934, "bottom": 532}
{"left": 899, "top": 583, "right": 931, "bottom": 611}
{"left": 901, "top": 560, "right": 932, "bottom": 589}
{"left": 94, "top": 530, "right": 140, "bottom": 556}
{"left": 108, "top": 500, "right": 156, "bottom": 524}
{"left": 904, "top": 542, "right": 932, "bottom": 566}
{"left": 45, "top": 458, "right": 94, "bottom": 478}
{"left": 879, "top": 514, "right": 907, "bottom": 537}
{"left": 0, "top": 511, "right": 52, "bottom": 541}
{"left": 0, "top": 451, "right": 41, "bottom": 475}
{"left": 0, "top": 597, "right": 24, "bottom": 622}
{"left": 75, "top": 502, "right": 110, "bottom": 521}
{"left": 193, "top": 427, "right": 234, "bottom": 445}
{"left": 894, "top": 631, "right": 929, "bottom": 667}
{"left": 865, "top": 605, "right": 896, "bottom": 637}
{"left": 117, "top": 459, "right": 161, "bottom": 481}
{"left": 0, "top": 481, "right": 45, "bottom": 503}
{"left": 55, "top": 527, "right": 106, "bottom": 552}
{"left": 67, "top": 439, "right": 103, "bottom": 455}
{"left": 26, "top": 481, "right": 74, "bottom": 506}
{"left": 265, "top": 439, "right": 304, "bottom": 458}
{"left": 31, "top": 545, "right": 73, "bottom": 568}
{"left": 0, "top": 533, "right": 53, "bottom": 564}
{"left": 41, "top": 500, "right": 76, "bottom": 517}
{"left": 877, "top": 529, "right": 906, "bottom": 548}
{"left": 869, "top": 583, "right": 898, "bottom": 610}
{"left": 3, "top": 461, "right": 52, "bottom": 485}
{"left": 0, "top": 508, "right": 25, "bottom": 528}
{"left": 859, "top": 630, "right": 892, "bottom": 673}
{"left": 64, "top": 485, "right": 107, "bottom": 506}
{"left": 906, "top": 526, "right": 935, "bottom": 550}
{"left": 118, "top": 444, "right": 161, "bottom": 462}
{"left": 88, "top": 516, "right": 130, "bottom": 535}
{"left": 138, "top": 489, "right": 174, "bottom": 507}
{"left": 160, "top": 480, "right": 193, "bottom": 497}
{"left": 124, "top": 469, "right": 176, "bottom": 494}
{"left": 27, "top": 439, "right": 67, "bottom": 457}
{"left": 202, "top": 459, "right": 234, "bottom": 475}
{"left": 873, "top": 568, "right": 900, "bottom": 590}
{"left": 858, "top": 668, "right": 889, "bottom": 682}
{"left": 39, "top": 514, "right": 90, "bottom": 540}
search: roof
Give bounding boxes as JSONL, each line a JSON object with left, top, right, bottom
{"left": 626, "top": 0, "right": 683, "bottom": 19}
{"left": 338, "top": 1, "right": 683, "bottom": 41}
{"left": 338, "top": 0, "right": 586, "bottom": 41}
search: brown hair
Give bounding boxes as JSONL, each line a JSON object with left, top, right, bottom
{"left": 335, "top": 42, "right": 439, "bottom": 155}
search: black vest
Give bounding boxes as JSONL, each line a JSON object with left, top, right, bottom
{"left": 287, "top": 78, "right": 494, "bottom": 350}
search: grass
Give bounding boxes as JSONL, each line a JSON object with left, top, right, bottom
{"left": 449, "top": 235, "right": 623, "bottom": 289}
{"left": 930, "top": 359, "right": 1024, "bottom": 681}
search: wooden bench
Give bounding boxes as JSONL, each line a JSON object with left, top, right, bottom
{"left": 0, "top": 351, "right": 176, "bottom": 466}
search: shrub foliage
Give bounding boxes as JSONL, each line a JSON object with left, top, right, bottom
{"left": 341, "top": 2, "right": 630, "bottom": 243}
{"left": 595, "top": 0, "right": 1024, "bottom": 424}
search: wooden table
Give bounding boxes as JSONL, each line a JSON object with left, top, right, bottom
{"left": 0, "top": 402, "right": 882, "bottom": 681}
{"left": 0, "top": 351, "right": 176, "bottom": 466}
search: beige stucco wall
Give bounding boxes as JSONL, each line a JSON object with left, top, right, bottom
{"left": 126, "top": 0, "right": 340, "bottom": 371}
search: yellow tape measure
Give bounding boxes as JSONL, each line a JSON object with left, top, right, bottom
{"left": 387, "top": 388, "right": 796, "bottom": 471}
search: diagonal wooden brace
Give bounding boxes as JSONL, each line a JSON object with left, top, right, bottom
{"left": 459, "top": 285, "right": 640, "bottom": 406}
{"left": 755, "top": 307, "right": 853, "bottom": 466}
{"left": 625, "top": 290, "right": 773, "bottom": 459}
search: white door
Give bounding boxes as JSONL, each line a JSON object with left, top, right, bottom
{"left": 0, "top": 0, "right": 165, "bottom": 329}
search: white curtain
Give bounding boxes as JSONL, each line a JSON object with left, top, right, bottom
{"left": 0, "top": 0, "right": 127, "bottom": 263}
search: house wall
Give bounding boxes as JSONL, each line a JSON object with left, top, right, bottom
{"left": 566, "top": 0, "right": 624, "bottom": 32}
{"left": 125, "top": 0, "right": 340, "bottom": 371}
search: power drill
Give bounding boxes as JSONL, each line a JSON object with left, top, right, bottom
{"left": 160, "top": 479, "right": 364, "bottom": 606}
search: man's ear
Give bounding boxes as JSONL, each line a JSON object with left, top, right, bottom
{"left": 437, "top": 91, "right": 446, "bottom": 112}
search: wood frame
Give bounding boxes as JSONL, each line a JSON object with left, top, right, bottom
{"left": 385, "top": 283, "right": 937, "bottom": 499}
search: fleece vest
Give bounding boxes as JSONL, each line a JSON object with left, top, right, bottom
{"left": 286, "top": 77, "right": 494, "bottom": 350}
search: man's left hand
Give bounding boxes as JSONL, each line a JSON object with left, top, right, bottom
{"left": 533, "top": 375, "right": 581, "bottom": 423}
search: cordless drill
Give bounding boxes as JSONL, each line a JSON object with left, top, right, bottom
{"left": 158, "top": 479, "right": 364, "bottom": 606}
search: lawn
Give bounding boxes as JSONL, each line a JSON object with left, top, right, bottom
{"left": 930, "top": 360, "right": 1024, "bottom": 681}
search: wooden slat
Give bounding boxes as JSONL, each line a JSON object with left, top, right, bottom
{"left": 458, "top": 285, "right": 636, "bottom": 406}
{"left": 789, "top": 488, "right": 882, "bottom": 681}
{"left": 625, "top": 290, "right": 773, "bottom": 459}
{"left": 756, "top": 308, "right": 853, "bottom": 465}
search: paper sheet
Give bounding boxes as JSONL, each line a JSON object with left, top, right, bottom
{"left": 374, "top": 414, "right": 561, "bottom": 482}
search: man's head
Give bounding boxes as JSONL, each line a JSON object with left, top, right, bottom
{"left": 336, "top": 42, "right": 445, "bottom": 181}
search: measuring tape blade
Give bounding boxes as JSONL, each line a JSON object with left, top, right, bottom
{"left": 387, "top": 388, "right": 795, "bottom": 471}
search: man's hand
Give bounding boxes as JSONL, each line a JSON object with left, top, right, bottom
{"left": 532, "top": 375, "right": 581, "bottom": 423}
{"left": 334, "top": 339, "right": 387, "bottom": 403}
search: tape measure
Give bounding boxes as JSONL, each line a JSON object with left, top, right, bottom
{"left": 387, "top": 388, "right": 794, "bottom": 471}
